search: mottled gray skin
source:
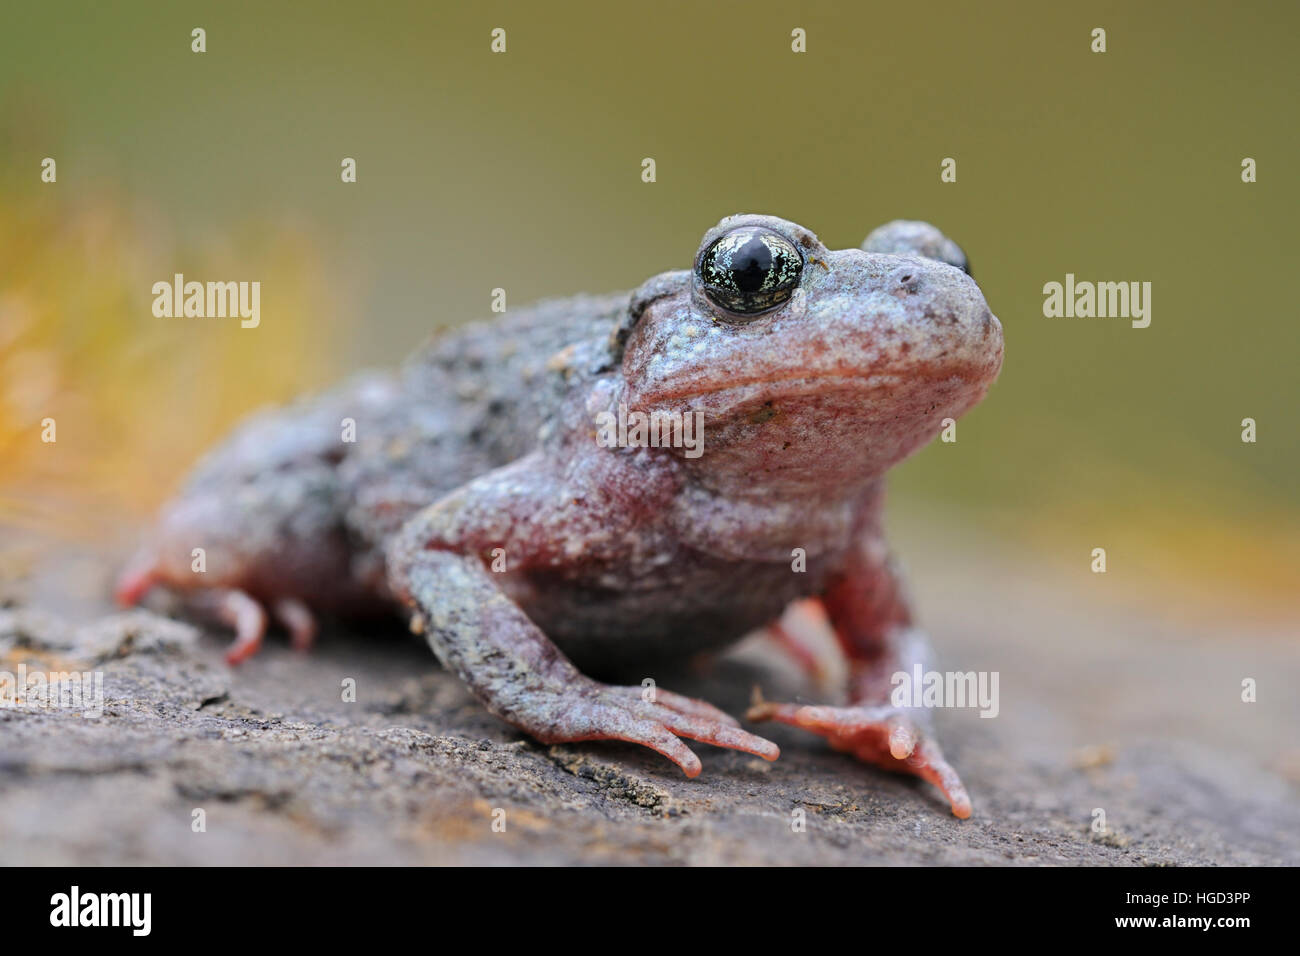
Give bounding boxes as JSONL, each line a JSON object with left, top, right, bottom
{"left": 121, "top": 215, "right": 1003, "bottom": 816}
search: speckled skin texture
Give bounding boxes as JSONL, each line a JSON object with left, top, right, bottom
{"left": 119, "top": 214, "right": 1003, "bottom": 817}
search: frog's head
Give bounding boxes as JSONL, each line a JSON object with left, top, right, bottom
{"left": 612, "top": 214, "right": 1003, "bottom": 495}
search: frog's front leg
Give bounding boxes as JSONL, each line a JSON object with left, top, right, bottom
{"left": 387, "top": 455, "right": 780, "bottom": 777}
{"left": 749, "top": 526, "right": 972, "bottom": 818}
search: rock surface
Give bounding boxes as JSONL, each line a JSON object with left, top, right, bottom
{"left": 1, "top": 527, "right": 1297, "bottom": 866}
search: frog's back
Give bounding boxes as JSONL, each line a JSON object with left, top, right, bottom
{"left": 124, "top": 291, "right": 629, "bottom": 609}
{"left": 400, "top": 291, "right": 626, "bottom": 458}
{"left": 338, "top": 291, "right": 628, "bottom": 549}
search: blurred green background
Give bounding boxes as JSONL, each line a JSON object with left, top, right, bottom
{"left": 0, "top": 1, "right": 1295, "bottom": 619}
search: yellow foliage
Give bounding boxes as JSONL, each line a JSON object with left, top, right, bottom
{"left": 0, "top": 175, "right": 343, "bottom": 546}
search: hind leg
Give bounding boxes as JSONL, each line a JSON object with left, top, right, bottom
{"left": 117, "top": 564, "right": 312, "bottom": 666}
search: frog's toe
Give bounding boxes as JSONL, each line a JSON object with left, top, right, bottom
{"left": 543, "top": 684, "right": 779, "bottom": 777}
{"left": 189, "top": 589, "right": 268, "bottom": 665}
{"left": 617, "top": 687, "right": 779, "bottom": 761}
{"left": 649, "top": 706, "right": 780, "bottom": 763}
{"left": 608, "top": 685, "right": 739, "bottom": 726}
{"left": 747, "top": 701, "right": 971, "bottom": 818}
{"left": 219, "top": 591, "right": 268, "bottom": 665}
{"left": 114, "top": 549, "right": 159, "bottom": 607}
{"left": 583, "top": 715, "right": 706, "bottom": 778}
{"left": 904, "top": 738, "right": 972, "bottom": 820}
{"left": 546, "top": 696, "right": 708, "bottom": 777}
{"left": 272, "top": 596, "right": 318, "bottom": 652}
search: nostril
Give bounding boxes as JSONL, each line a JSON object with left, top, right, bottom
{"left": 887, "top": 266, "right": 922, "bottom": 295}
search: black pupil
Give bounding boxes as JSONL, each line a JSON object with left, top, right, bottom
{"left": 731, "top": 237, "right": 773, "bottom": 292}
{"left": 699, "top": 227, "right": 802, "bottom": 317}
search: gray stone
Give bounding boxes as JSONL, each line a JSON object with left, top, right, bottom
{"left": 1, "top": 530, "right": 1296, "bottom": 866}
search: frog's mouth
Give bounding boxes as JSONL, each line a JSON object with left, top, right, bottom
{"left": 636, "top": 366, "right": 996, "bottom": 488}
{"left": 631, "top": 359, "right": 998, "bottom": 419}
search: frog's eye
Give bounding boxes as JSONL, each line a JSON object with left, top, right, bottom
{"left": 698, "top": 227, "right": 803, "bottom": 317}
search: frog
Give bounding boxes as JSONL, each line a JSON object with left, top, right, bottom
{"left": 117, "top": 214, "right": 1003, "bottom": 818}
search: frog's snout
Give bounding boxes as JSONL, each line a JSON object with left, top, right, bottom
{"left": 835, "top": 250, "right": 1003, "bottom": 387}
{"left": 890, "top": 256, "right": 998, "bottom": 333}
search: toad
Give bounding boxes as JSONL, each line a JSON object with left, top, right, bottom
{"left": 118, "top": 214, "right": 1003, "bottom": 818}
